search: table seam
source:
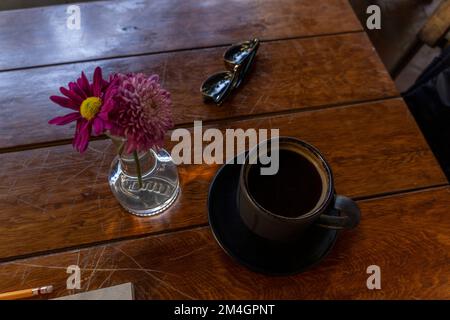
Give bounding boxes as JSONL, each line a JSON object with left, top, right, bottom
{"left": 0, "top": 182, "right": 447, "bottom": 265}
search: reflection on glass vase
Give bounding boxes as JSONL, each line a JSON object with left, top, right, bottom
{"left": 108, "top": 136, "right": 180, "bottom": 216}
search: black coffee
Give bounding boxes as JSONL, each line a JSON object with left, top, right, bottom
{"left": 246, "top": 148, "right": 324, "bottom": 217}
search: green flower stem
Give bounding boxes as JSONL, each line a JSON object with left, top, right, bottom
{"left": 133, "top": 150, "right": 144, "bottom": 189}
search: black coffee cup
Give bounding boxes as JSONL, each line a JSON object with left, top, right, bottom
{"left": 238, "top": 137, "right": 360, "bottom": 242}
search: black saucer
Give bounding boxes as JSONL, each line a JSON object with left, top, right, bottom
{"left": 207, "top": 160, "right": 339, "bottom": 275}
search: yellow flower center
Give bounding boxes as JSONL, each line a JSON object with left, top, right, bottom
{"left": 80, "top": 97, "right": 102, "bottom": 120}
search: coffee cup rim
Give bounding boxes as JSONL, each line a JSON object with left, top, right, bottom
{"left": 240, "top": 136, "right": 334, "bottom": 221}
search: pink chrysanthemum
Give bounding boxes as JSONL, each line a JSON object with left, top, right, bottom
{"left": 48, "top": 67, "right": 117, "bottom": 153}
{"left": 110, "top": 73, "right": 173, "bottom": 154}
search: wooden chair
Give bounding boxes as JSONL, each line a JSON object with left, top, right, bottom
{"left": 392, "top": 0, "right": 450, "bottom": 77}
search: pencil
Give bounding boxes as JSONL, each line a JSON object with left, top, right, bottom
{"left": 0, "top": 285, "right": 53, "bottom": 300}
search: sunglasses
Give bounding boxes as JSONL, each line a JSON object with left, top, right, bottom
{"left": 201, "top": 38, "right": 260, "bottom": 105}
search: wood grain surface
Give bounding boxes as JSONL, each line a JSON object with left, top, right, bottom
{"left": 0, "top": 186, "right": 448, "bottom": 300}
{"left": 0, "top": 33, "right": 398, "bottom": 150}
{"left": 1, "top": 0, "right": 448, "bottom": 300}
{"left": 0, "top": 99, "right": 445, "bottom": 262}
{"left": 0, "top": 0, "right": 362, "bottom": 71}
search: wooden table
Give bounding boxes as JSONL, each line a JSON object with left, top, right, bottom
{"left": 0, "top": 0, "right": 448, "bottom": 299}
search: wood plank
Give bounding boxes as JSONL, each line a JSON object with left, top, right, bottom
{"left": 0, "top": 99, "right": 445, "bottom": 261}
{"left": 0, "top": 33, "right": 398, "bottom": 150}
{"left": 0, "top": 186, "right": 448, "bottom": 299}
{"left": 0, "top": 0, "right": 362, "bottom": 71}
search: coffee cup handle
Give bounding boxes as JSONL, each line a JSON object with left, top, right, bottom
{"left": 316, "top": 195, "right": 360, "bottom": 230}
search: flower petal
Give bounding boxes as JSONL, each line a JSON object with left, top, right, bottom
{"left": 101, "top": 79, "right": 110, "bottom": 91}
{"left": 77, "top": 71, "right": 91, "bottom": 97}
{"left": 104, "top": 121, "right": 112, "bottom": 130}
{"left": 72, "top": 120, "right": 82, "bottom": 149}
{"left": 92, "top": 67, "right": 103, "bottom": 97}
{"left": 49, "top": 96, "right": 79, "bottom": 110}
{"left": 74, "top": 120, "right": 91, "bottom": 153}
{"left": 92, "top": 117, "right": 105, "bottom": 135}
{"left": 68, "top": 82, "right": 87, "bottom": 100}
{"left": 98, "top": 109, "right": 109, "bottom": 121}
{"left": 101, "top": 97, "right": 116, "bottom": 114}
{"left": 48, "top": 112, "right": 80, "bottom": 125}
{"left": 59, "top": 86, "right": 83, "bottom": 105}
{"left": 103, "top": 86, "right": 117, "bottom": 103}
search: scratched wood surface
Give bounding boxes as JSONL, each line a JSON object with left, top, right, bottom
{"left": 0, "top": 186, "right": 448, "bottom": 299}
{"left": 0, "top": 33, "right": 398, "bottom": 150}
{"left": 0, "top": 99, "right": 446, "bottom": 261}
{"left": 0, "top": 0, "right": 362, "bottom": 71}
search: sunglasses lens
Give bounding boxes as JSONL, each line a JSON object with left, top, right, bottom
{"left": 201, "top": 71, "right": 234, "bottom": 104}
{"left": 225, "top": 45, "right": 251, "bottom": 65}
{"left": 224, "top": 38, "right": 260, "bottom": 66}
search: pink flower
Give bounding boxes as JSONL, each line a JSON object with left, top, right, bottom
{"left": 48, "top": 67, "right": 117, "bottom": 153}
{"left": 109, "top": 73, "right": 173, "bottom": 154}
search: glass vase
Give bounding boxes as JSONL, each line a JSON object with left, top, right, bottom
{"left": 108, "top": 136, "right": 180, "bottom": 216}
